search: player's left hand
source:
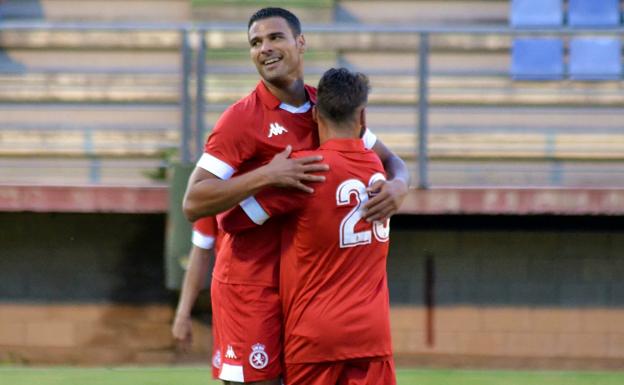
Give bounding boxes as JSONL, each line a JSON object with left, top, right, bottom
{"left": 362, "top": 178, "right": 408, "bottom": 222}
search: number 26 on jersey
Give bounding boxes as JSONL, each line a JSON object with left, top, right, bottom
{"left": 336, "top": 173, "right": 390, "bottom": 248}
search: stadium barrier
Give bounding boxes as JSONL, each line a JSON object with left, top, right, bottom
{"left": 0, "top": 22, "right": 623, "bottom": 188}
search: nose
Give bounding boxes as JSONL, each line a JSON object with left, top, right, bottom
{"left": 260, "top": 39, "right": 274, "bottom": 53}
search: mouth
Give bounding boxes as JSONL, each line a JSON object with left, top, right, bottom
{"left": 262, "top": 57, "right": 282, "bottom": 66}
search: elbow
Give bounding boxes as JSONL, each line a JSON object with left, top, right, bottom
{"left": 182, "top": 198, "right": 201, "bottom": 222}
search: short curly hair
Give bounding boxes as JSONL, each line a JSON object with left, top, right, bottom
{"left": 316, "top": 68, "right": 370, "bottom": 125}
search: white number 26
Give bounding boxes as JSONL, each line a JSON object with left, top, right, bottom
{"left": 335, "top": 173, "right": 390, "bottom": 248}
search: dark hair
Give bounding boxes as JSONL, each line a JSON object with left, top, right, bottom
{"left": 316, "top": 68, "right": 370, "bottom": 125}
{"left": 248, "top": 7, "right": 301, "bottom": 36}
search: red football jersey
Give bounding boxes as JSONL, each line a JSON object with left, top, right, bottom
{"left": 198, "top": 81, "right": 378, "bottom": 288}
{"left": 220, "top": 139, "right": 393, "bottom": 363}
{"left": 199, "top": 81, "right": 318, "bottom": 287}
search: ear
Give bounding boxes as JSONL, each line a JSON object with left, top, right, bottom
{"left": 297, "top": 34, "right": 306, "bottom": 54}
{"left": 359, "top": 107, "right": 367, "bottom": 129}
{"left": 312, "top": 105, "right": 318, "bottom": 123}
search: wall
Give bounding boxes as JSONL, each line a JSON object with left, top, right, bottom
{"left": 2, "top": 212, "right": 623, "bottom": 367}
{"left": 388, "top": 215, "right": 624, "bottom": 368}
{"left": 0, "top": 212, "right": 196, "bottom": 364}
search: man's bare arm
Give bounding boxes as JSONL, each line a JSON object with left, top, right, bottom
{"left": 172, "top": 244, "right": 213, "bottom": 351}
{"left": 183, "top": 146, "right": 328, "bottom": 221}
{"left": 363, "top": 139, "right": 410, "bottom": 222}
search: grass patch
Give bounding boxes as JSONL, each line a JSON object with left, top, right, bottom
{"left": 1, "top": 367, "right": 623, "bottom": 385}
{"left": 192, "top": 0, "right": 334, "bottom": 9}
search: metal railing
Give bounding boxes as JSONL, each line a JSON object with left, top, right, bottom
{"left": 1, "top": 21, "right": 624, "bottom": 187}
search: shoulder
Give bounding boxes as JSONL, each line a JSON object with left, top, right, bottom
{"left": 217, "top": 91, "right": 261, "bottom": 127}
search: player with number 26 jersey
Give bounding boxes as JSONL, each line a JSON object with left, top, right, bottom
{"left": 220, "top": 138, "right": 393, "bottom": 370}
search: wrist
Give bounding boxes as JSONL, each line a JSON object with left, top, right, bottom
{"left": 175, "top": 310, "right": 191, "bottom": 320}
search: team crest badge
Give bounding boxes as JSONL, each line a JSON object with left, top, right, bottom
{"left": 212, "top": 349, "right": 222, "bottom": 369}
{"left": 249, "top": 343, "right": 269, "bottom": 369}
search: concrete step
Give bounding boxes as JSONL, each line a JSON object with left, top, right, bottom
{"left": 0, "top": 0, "right": 190, "bottom": 22}
{"left": 3, "top": 125, "right": 623, "bottom": 161}
{"left": 192, "top": 1, "right": 334, "bottom": 23}
{"left": 424, "top": 160, "right": 624, "bottom": 188}
{"left": 336, "top": 0, "right": 508, "bottom": 24}
{"left": 1, "top": 0, "right": 508, "bottom": 25}
{"left": 0, "top": 157, "right": 167, "bottom": 185}
{"left": 0, "top": 103, "right": 180, "bottom": 126}
{"left": 380, "top": 133, "right": 624, "bottom": 161}
{"left": 2, "top": 72, "right": 621, "bottom": 106}
{"left": 0, "top": 28, "right": 515, "bottom": 52}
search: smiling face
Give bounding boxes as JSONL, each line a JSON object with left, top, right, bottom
{"left": 248, "top": 16, "right": 305, "bottom": 86}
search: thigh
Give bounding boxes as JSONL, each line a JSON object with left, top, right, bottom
{"left": 339, "top": 357, "right": 396, "bottom": 385}
{"left": 212, "top": 280, "right": 282, "bottom": 383}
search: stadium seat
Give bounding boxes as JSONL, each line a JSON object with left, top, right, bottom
{"left": 510, "top": 0, "right": 563, "bottom": 27}
{"left": 568, "top": 0, "right": 621, "bottom": 27}
{"left": 511, "top": 38, "right": 565, "bottom": 80}
{"left": 569, "top": 38, "right": 622, "bottom": 80}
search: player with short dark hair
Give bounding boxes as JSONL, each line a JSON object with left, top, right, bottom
{"left": 221, "top": 67, "right": 396, "bottom": 385}
{"left": 183, "top": 7, "right": 408, "bottom": 384}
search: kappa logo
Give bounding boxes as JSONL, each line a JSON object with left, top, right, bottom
{"left": 248, "top": 343, "right": 269, "bottom": 369}
{"left": 268, "top": 122, "right": 288, "bottom": 138}
{"left": 225, "top": 345, "right": 237, "bottom": 360}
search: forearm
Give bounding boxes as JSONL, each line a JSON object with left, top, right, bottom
{"left": 383, "top": 153, "right": 410, "bottom": 184}
{"left": 183, "top": 166, "right": 271, "bottom": 221}
{"left": 175, "top": 248, "right": 212, "bottom": 318}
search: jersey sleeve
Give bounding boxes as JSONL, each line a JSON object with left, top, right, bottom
{"left": 361, "top": 128, "right": 377, "bottom": 150}
{"left": 192, "top": 216, "right": 217, "bottom": 250}
{"left": 196, "top": 106, "right": 255, "bottom": 180}
{"left": 218, "top": 188, "right": 305, "bottom": 234}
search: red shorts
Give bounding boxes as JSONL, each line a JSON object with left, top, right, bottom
{"left": 211, "top": 278, "right": 282, "bottom": 382}
{"left": 284, "top": 357, "right": 396, "bottom": 385}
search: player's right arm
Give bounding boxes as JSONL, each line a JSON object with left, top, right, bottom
{"left": 182, "top": 105, "right": 327, "bottom": 222}
{"left": 183, "top": 145, "right": 326, "bottom": 221}
{"left": 172, "top": 217, "right": 217, "bottom": 351}
{"left": 219, "top": 186, "right": 305, "bottom": 234}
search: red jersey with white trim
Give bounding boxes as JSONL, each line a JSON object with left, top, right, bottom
{"left": 192, "top": 216, "right": 221, "bottom": 252}
{"left": 220, "top": 139, "right": 393, "bottom": 363}
{"left": 200, "top": 81, "right": 318, "bottom": 287}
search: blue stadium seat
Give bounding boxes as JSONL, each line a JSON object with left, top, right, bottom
{"left": 511, "top": 38, "right": 565, "bottom": 80}
{"left": 569, "top": 38, "right": 622, "bottom": 80}
{"left": 511, "top": 0, "right": 563, "bottom": 27}
{"left": 568, "top": 0, "right": 621, "bottom": 27}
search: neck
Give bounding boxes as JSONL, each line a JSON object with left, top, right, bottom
{"left": 318, "top": 123, "right": 359, "bottom": 145}
{"left": 263, "top": 78, "right": 307, "bottom": 107}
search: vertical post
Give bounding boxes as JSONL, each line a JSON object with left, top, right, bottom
{"left": 417, "top": 32, "right": 430, "bottom": 189}
{"left": 424, "top": 254, "right": 435, "bottom": 347}
{"left": 84, "top": 128, "right": 100, "bottom": 183}
{"left": 195, "top": 30, "right": 207, "bottom": 162}
{"left": 180, "top": 28, "right": 192, "bottom": 165}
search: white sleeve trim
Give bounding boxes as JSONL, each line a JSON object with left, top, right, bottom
{"left": 197, "top": 153, "right": 236, "bottom": 180}
{"left": 192, "top": 230, "right": 215, "bottom": 250}
{"left": 362, "top": 128, "right": 377, "bottom": 149}
{"left": 239, "top": 196, "right": 270, "bottom": 225}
